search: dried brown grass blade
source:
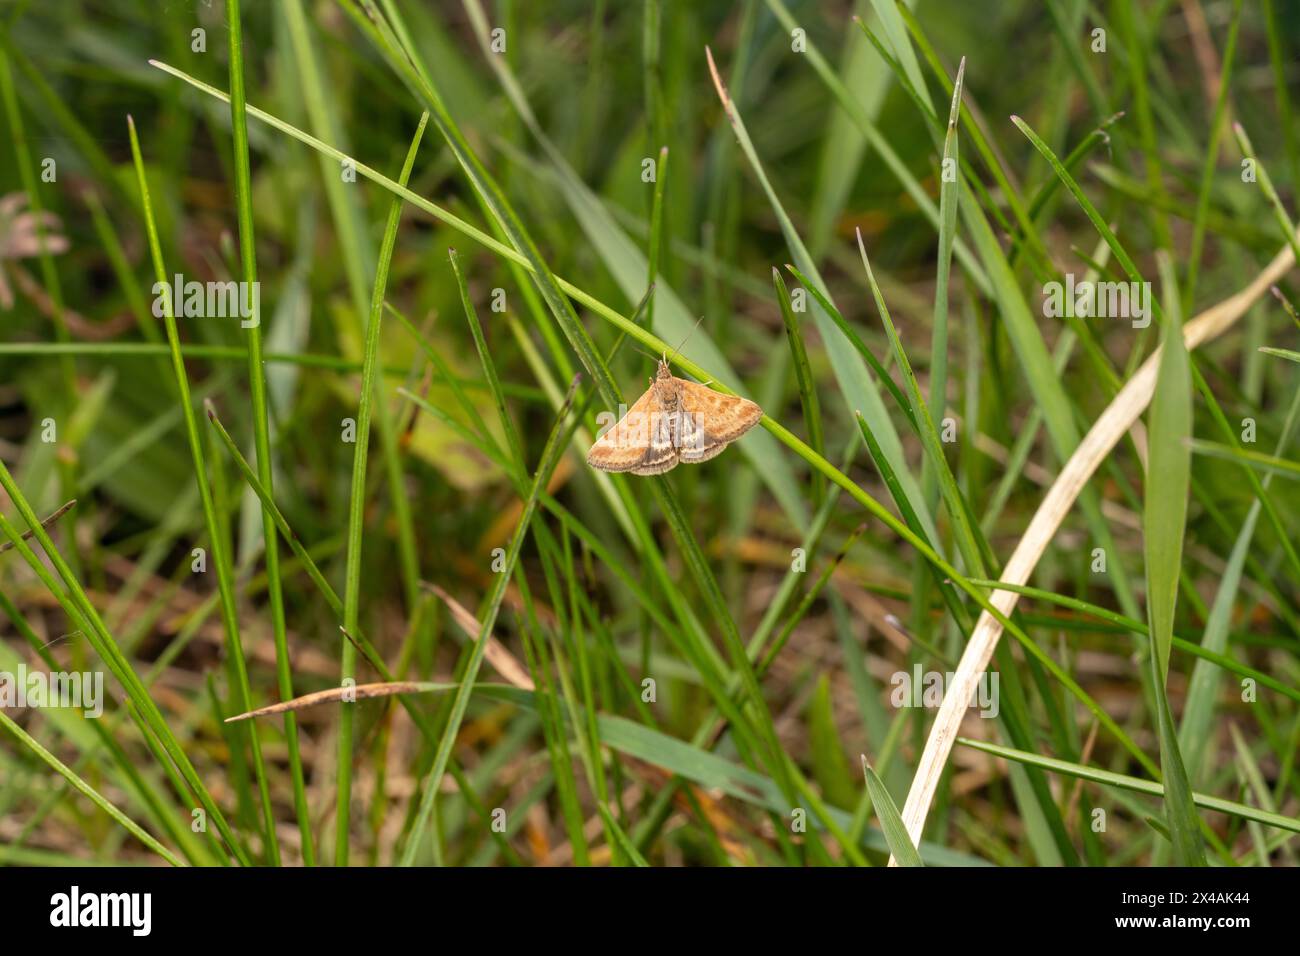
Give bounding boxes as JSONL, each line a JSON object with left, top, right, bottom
{"left": 422, "top": 581, "right": 536, "bottom": 690}
{"left": 224, "top": 681, "right": 443, "bottom": 722}
{"left": 0, "top": 499, "right": 76, "bottom": 554}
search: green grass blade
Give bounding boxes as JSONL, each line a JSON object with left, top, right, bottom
{"left": 862, "top": 755, "right": 923, "bottom": 867}
{"left": 772, "top": 268, "right": 823, "bottom": 500}
{"left": 1188, "top": 440, "right": 1300, "bottom": 480}
{"left": 1144, "top": 252, "right": 1205, "bottom": 865}
{"left": 225, "top": 0, "right": 312, "bottom": 865}
{"left": 127, "top": 115, "right": 265, "bottom": 865}
{"left": 957, "top": 737, "right": 1300, "bottom": 837}
{"left": 336, "top": 113, "right": 428, "bottom": 865}
{"left": 0, "top": 709, "right": 185, "bottom": 867}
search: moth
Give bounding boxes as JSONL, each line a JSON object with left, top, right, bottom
{"left": 587, "top": 357, "right": 763, "bottom": 475}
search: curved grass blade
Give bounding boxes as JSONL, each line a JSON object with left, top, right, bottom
{"left": 862, "top": 755, "right": 922, "bottom": 867}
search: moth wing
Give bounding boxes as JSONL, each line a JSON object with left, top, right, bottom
{"left": 675, "top": 378, "right": 763, "bottom": 463}
{"left": 630, "top": 408, "right": 679, "bottom": 475}
{"left": 587, "top": 386, "right": 657, "bottom": 472}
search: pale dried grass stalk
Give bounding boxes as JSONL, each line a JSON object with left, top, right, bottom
{"left": 892, "top": 230, "right": 1300, "bottom": 863}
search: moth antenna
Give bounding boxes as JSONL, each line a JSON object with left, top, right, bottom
{"left": 631, "top": 344, "right": 660, "bottom": 364}
{"left": 665, "top": 315, "right": 705, "bottom": 367}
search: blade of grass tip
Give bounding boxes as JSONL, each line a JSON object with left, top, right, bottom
{"left": 337, "top": 111, "right": 428, "bottom": 866}
{"left": 857, "top": 10, "right": 1053, "bottom": 279}
{"left": 127, "top": 114, "right": 268, "bottom": 864}
{"left": 1234, "top": 121, "right": 1300, "bottom": 266}
{"left": 225, "top": 0, "right": 312, "bottom": 866}
{"left": 1022, "top": 111, "right": 1126, "bottom": 233}
{"left": 225, "top": 682, "right": 452, "bottom": 722}
{"left": 772, "top": 268, "right": 824, "bottom": 503}
{"left": 1146, "top": 251, "right": 1206, "bottom": 865}
{"left": 856, "top": 229, "right": 985, "bottom": 579}
{"left": 448, "top": 246, "right": 524, "bottom": 465}
{"left": 862, "top": 755, "right": 923, "bottom": 867}
{"left": 0, "top": 710, "right": 186, "bottom": 867}
{"left": 956, "top": 737, "right": 1300, "bottom": 836}
{"left": 398, "top": 375, "right": 581, "bottom": 866}
{"left": 1258, "top": 347, "right": 1300, "bottom": 365}
{"left": 1187, "top": 440, "right": 1300, "bottom": 479}
{"left": 1011, "top": 115, "right": 1152, "bottom": 286}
